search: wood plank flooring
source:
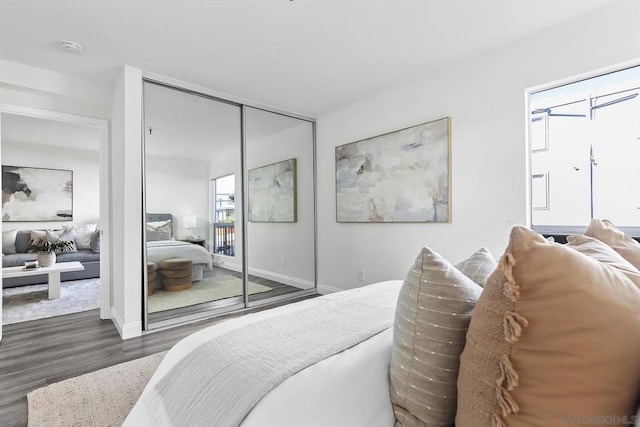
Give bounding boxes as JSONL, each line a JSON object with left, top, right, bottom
{"left": 0, "top": 292, "right": 314, "bottom": 427}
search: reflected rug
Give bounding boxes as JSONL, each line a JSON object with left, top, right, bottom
{"left": 2, "top": 278, "right": 100, "bottom": 325}
{"left": 27, "top": 352, "right": 166, "bottom": 427}
{"left": 148, "top": 276, "right": 272, "bottom": 313}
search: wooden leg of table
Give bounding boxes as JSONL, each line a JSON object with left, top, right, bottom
{"left": 49, "top": 272, "right": 61, "bottom": 299}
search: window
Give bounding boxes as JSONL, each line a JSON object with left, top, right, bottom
{"left": 530, "top": 65, "right": 640, "bottom": 234}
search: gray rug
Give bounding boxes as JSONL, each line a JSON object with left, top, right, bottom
{"left": 27, "top": 351, "right": 166, "bottom": 427}
{"left": 148, "top": 276, "right": 272, "bottom": 313}
{"left": 2, "top": 278, "right": 100, "bottom": 325}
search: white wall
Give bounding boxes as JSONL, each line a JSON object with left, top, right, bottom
{"left": 110, "top": 66, "right": 143, "bottom": 338}
{"left": 2, "top": 142, "right": 100, "bottom": 228}
{"left": 145, "top": 156, "right": 210, "bottom": 240}
{"left": 316, "top": 0, "right": 640, "bottom": 290}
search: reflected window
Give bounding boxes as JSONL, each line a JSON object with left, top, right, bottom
{"left": 213, "top": 174, "right": 235, "bottom": 256}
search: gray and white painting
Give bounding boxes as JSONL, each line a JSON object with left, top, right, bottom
{"left": 335, "top": 117, "right": 450, "bottom": 222}
{"left": 248, "top": 158, "right": 297, "bottom": 222}
{"left": 2, "top": 166, "right": 73, "bottom": 221}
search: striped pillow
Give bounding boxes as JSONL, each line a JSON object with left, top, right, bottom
{"left": 454, "top": 247, "right": 497, "bottom": 287}
{"left": 390, "top": 246, "right": 482, "bottom": 426}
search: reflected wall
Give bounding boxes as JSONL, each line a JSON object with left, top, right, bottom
{"left": 245, "top": 107, "right": 315, "bottom": 300}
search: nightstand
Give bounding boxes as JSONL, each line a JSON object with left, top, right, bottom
{"left": 180, "top": 238, "right": 206, "bottom": 247}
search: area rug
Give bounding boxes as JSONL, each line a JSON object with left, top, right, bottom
{"left": 148, "top": 275, "right": 272, "bottom": 313}
{"left": 27, "top": 351, "right": 166, "bottom": 427}
{"left": 2, "top": 278, "right": 100, "bottom": 325}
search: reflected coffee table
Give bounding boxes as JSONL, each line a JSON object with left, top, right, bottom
{"left": 2, "top": 261, "right": 85, "bottom": 299}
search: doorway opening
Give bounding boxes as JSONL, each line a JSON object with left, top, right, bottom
{"left": 0, "top": 108, "right": 110, "bottom": 330}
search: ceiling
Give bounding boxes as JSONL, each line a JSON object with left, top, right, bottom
{"left": 0, "top": 0, "right": 619, "bottom": 117}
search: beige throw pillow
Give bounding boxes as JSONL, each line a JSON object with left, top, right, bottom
{"left": 456, "top": 226, "right": 640, "bottom": 427}
{"left": 390, "top": 246, "right": 482, "bottom": 426}
{"left": 585, "top": 218, "right": 640, "bottom": 270}
{"left": 454, "top": 247, "right": 497, "bottom": 287}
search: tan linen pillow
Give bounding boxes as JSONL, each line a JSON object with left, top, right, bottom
{"left": 454, "top": 247, "right": 497, "bottom": 287}
{"left": 390, "top": 246, "right": 482, "bottom": 426}
{"left": 456, "top": 226, "right": 640, "bottom": 427}
{"left": 566, "top": 234, "right": 640, "bottom": 286}
{"left": 585, "top": 219, "right": 640, "bottom": 270}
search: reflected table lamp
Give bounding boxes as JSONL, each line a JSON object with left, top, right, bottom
{"left": 183, "top": 214, "right": 197, "bottom": 239}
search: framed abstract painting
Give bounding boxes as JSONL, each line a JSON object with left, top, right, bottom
{"left": 248, "top": 158, "right": 297, "bottom": 222}
{"left": 2, "top": 165, "right": 73, "bottom": 222}
{"left": 335, "top": 117, "right": 450, "bottom": 223}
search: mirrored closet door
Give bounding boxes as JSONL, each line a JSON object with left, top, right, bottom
{"left": 245, "top": 107, "right": 316, "bottom": 304}
{"left": 143, "top": 81, "right": 244, "bottom": 327}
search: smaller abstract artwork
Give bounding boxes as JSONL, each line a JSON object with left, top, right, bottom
{"left": 335, "top": 117, "right": 450, "bottom": 223}
{"left": 248, "top": 158, "right": 297, "bottom": 222}
{"left": 2, "top": 165, "right": 73, "bottom": 222}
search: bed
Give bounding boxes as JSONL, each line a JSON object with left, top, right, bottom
{"left": 146, "top": 213, "right": 213, "bottom": 285}
{"left": 124, "top": 280, "right": 402, "bottom": 427}
{"left": 125, "top": 219, "right": 640, "bottom": 426}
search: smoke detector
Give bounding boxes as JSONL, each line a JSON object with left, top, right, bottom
{"left": 59, "top": 40, "right": 84, "bottom": 55}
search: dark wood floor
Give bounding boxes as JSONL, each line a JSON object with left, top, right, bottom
{"left": 0, "top": 293, "right": 314, "bottom": 427}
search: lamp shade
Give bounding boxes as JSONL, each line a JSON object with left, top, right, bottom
{"left": 183, "top": 214, "right": 197, "bottom": 229}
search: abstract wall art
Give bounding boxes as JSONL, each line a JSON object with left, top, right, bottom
{"left": 2, "top": 165, "right": 73, "bottom": 222}
{"left": 335, "top": 117, "right": 450, "bottom": 223}
{"left": 248, "top": 158, "right": 297, "bottom": 222}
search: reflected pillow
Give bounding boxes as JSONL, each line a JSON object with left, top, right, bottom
{"left": 147, "top": 220, "right": 172, "bottom": 241}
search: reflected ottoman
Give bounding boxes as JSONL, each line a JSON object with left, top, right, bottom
{"left": 147, "top": 262, "right": 157, "bottom": 296}
{"left": 159, "top": 258, "right": 193, "bottom": 292}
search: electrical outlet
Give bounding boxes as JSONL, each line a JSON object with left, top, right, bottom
{"left": 281, "top": 256, "right": 286, "bottom": 266}
{"left": 357, "top": 268, "right": 365, "bottom": 281}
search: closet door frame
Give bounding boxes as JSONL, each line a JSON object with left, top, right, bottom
{"left": 141, "top": 72, "right": 317, "bottom": 331}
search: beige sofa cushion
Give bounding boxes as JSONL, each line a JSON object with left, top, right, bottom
{"left": 585, "top": 218, "right": 640, "bottom": 270}
{"left": 390, "top": 246, "right": 482, "bottom": 426}
{"left": 454, "top": 247, "right": 497, "bottom": 287}
{"left": 456, "top": 226, "right": 640, "bottom": 427}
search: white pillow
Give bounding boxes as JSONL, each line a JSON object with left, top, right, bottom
{"left": 64, "top": 223, "right": 97, "bottom": 250}
{"left": 2, "top": 229, "right": 17, "bottom": 255}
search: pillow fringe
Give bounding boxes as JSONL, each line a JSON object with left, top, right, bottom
{"left": 499, "top": 253, "right": 519, "bottom": 301}
{"left": 504, "top": 312, "right": 528, "bottom": 343}
{"left": 492, "top": 413, "right": 507, "bottom": 427}
{"left": 493, "top": 250, "right": 527, "bottom": 426}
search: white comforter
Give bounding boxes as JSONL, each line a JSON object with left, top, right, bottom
{"left": 146, "top": 240, "right": 213, "bottom": 270}
{"left": 124, "top": 280, "right": 403, "bottom": 427}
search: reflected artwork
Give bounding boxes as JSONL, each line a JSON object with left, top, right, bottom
{"left": 248, "top": 158, "right": 297, "bottom": 222}
{"left": 335, "top": 117, "right": 450, "bottom": 222}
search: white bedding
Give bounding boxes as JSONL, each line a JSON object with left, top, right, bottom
{"left": 146, "top": 240, "right": 213, "bottom": 271}
{"left": 124, "top": 280, "right": 403, "bottom": 427}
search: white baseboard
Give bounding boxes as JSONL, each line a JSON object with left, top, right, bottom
{"left": 111, "top": 307, "right": 142, "bottom": 340}
{"left": 248, "top": 267, "right": 313, "bottom": 290}
{"left": 318, "top": 283, "right": 342, "bottom": 294}
{"left": 213, "top": 262, "right": 314, "bottom": 290}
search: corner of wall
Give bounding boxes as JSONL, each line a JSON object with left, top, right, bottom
{"left": 110, "top": 306, "right": 142, "bottom": 339}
